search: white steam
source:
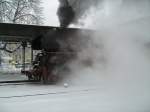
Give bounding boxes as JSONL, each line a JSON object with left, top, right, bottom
{"left": 65, "top": 0, "right": 150, "bottom": 111}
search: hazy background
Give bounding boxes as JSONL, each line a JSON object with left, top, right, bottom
{"left": 42, "top": 0, "right": 59, "bottom": 26}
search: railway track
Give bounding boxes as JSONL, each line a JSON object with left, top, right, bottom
{"left": 0, "top": 80, "right": 40, "bottom": 86}
{"left": 0, "top": 88, "right": 98, "bottom": 99}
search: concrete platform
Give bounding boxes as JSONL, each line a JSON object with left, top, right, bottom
{"left": 0, "top": 73, "right": 27, "bottom": 82}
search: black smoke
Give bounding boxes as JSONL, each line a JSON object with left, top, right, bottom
{"left": 57, "top": 0, "right": 75, "bottom": 27}
{"left": 68, "top": 0, "right": 101, "bottom": 20}
{"left": 57, "top": 0, "right": 101, "bottom": 27}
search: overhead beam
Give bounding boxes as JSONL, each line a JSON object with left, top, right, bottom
{"left": 0, "top": 35, "right": 31, "bottom": 42}
{"left": 0, "top": 23, "right": 59, "bottom": 42}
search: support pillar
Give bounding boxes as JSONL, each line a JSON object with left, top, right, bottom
{"left": 31, "top": 46, "right": 33, "bottom": 64}
{"left": 22, "top": 42, "right": 27, "bottom": 71}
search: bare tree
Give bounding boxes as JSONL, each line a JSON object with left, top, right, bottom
{"left": 0, "top": 0, "right": 43, "bottom": 50}
{"left": 0, "top": 0, "right": 43, "bottom": 63}
{"left": 0, "top": 0, "right": 43, "bottom": 24}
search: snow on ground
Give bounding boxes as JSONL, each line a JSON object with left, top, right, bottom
{"left": 1, "top": 87, "right": 149, "bottom": 112}
{"left": 0, "top": 70, "right": 149, "bottom": 112}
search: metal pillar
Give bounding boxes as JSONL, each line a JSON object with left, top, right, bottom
{"left": 22, "top": 42, "right": 27, "bottom": 71}
{"left": 31, "top": 46, "right": 33, "bottom": 64}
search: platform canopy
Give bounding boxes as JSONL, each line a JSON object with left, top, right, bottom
{"left": 0, "top": 23, "right": 82, "bottom": 42}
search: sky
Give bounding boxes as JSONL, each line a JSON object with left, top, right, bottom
{"left": 42, "top": 0, "right": 59, "bottom": 26}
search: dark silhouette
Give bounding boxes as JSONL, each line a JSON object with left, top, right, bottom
{"left": 57, "top": 0, "right": 75, "bottom": 27}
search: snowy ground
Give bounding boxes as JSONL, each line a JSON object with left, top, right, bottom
{"left": 0, "top": 72, "right": 149, "bottom": 112}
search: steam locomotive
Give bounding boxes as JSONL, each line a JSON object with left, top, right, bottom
{"left": 22, "top": 28, "right": 92, "bottom": 84}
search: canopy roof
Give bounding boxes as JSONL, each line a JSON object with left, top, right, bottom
{"left": 0, "top": 23, "right": 83, "bottom": 42}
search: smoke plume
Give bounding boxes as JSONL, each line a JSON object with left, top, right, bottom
{"left": 57, "top": 0, "right": 75, "bottom": 27}
{"left": 57, "top": 0, "right": 101, "bottom": 27}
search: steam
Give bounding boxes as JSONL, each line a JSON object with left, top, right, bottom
{"left": 61, "top": 0, "right": 150, "bottom": 111}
